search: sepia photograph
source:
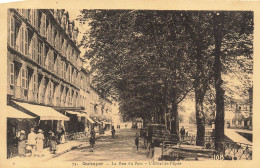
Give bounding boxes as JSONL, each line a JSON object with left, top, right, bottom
{"left": 0, "top": 1, "right": 259, "bottom": 168}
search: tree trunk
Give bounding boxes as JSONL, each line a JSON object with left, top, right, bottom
{"left": 170, "top": 90, "right": 179, "bottom": 135}
{"left": 213, "top": 13, "right": 225, "bottom": 153}
{"left": 195, "top": 88, "right": 205, "bottom": 146}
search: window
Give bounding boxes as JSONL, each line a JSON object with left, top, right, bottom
{"left": 33, "top": 10, "right": 37, "bottom": 29}
{"left": 33, "top": 74, "right": 38, "bottom": 92}
{"left": 32, "top": 36, "right": 37, "bottom": 62}
{"left": 52, "top": 27, "right": 55, "bottom": 45}
{"left": 19, "top": 27, "right": 28, "bottom": 55}
{"left": 68, "top": 66, "right": 71, "bottom": 82}
{"left": 22, "top": 9, "right": 28, "bottom": 19}
{"left": 30, "top": 9, "right": 38, "bottom": 29}
{"left": 38, "top": 40, "right": 42, "bottom": 65}
{"left": 10, "top": 62, "right": 14, "bottom": 86}
{"left": 66, "top": 44, "right": 69, "bottom": 59}
{"left": 10, "top": 16, "right": 15, "bottom": 47}
{"left": 61, "top": 61, "right": 64, "bottom": 78}
{"left": 68, "top": 90, "right": 71, "bottom": 105}
{"left": 24, "top": 28, "right": 28, "bottom": 56}
{"left": 21, "top": 68, "right": 28, "bottom": 89}
{"left": 48, "top": 50, "right": 52, "bottom": 71}
{"left": 56, "top": 56, "right": 59, "bottom": 75}
{"left": 63, "top": 62, "right": 66, "bottom": 79}
{"left": 41, "top": 13, "right": 46, "bottom": 37}
{"left": 41, "top": 77, "right": 46, "bottom": 96}
{"left": 71, "top": 91, "right": 73, "bottom": 105}
{"left": 20, "top": 27, "right": 24, "bottom": 54}
{"left": 49, "top": 81, "right": 53, "bottom": 97}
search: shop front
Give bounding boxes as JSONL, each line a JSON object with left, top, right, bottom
{"left": 6, "top": 105, "right": 36, "bottom": 158}
{"left": 10, "top": 101, "right": 70, "bottom": 150}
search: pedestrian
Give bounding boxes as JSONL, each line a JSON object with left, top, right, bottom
{"left": 85, "top": 126, "right": 89, "bottom": 137}
{"left": 60, "top": 128, "right": 65, "bottom": 144}
{"left": 90, "top": 128, "right": 95, "bottom": 139}
{"left": 36, "top": 129, "right": 44, "bottom": 157}
{"left": 111, "top": 126, "right": 115, "bottom": 138}
{"left": 49, "top": 131, "right": 57, "bottom": 154}
{"left": 57, "top": 128, "right": 62, "bottom": 144}
{"left": 135, "top": 133, "right": 139, "bottom": 150}
{"left": 17, "top": 130, "right": 26, "bottom": 157}
{"left": 27, "top": 128, "right": 37, "bottom": 157}
{"left": 89, "top": 128, "right": 95, "bottom": 152}
{"left": 180, "top": 126, "right": 186, "bottom": 141}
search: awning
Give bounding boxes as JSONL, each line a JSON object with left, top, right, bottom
{"left": 103, "top": 121, "right": 111, "bottom": 125}
{"left": 7, "top": 106, "right": 35, "bottom": 119}
{"left": 85, "top": 115, "right": 95, "bottom": 124}
{"left": 66, "top": 111, "right": 86, "bottom": 117}
{"left": 89, "top": 117, "right": 101, "bottom": 124}
{"left": 13, "top": 101, "right": 69, "bottom": 121}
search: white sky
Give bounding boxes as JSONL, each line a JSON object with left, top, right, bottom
{"left": 67, "top": 9, "right": 81, "bottom": 21}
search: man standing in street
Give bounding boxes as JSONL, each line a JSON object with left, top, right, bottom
{"left": 89, "top": 128, "right": 95, "bottom": 152}
{"left": 135, "top": 133, "right": 139, "bottom": 150}
{"left": 180, "top": 126, "right": 186, "bottom": 142}
{"left": 111, "top": 126, "right": 115, "bottom": 138}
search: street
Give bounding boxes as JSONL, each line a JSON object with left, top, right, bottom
{"left": 51, "top": 129, "right": 151, "bottom": 161}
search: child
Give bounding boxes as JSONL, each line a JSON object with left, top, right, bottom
{"left": 135, "top": 133, "right": 139, "bottom": 150}
{"left": 49, "top": 131, "right": 57, "bottom": 154}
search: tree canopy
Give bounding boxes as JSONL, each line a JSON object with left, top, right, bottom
{"left": 78, "top": 10, "right": 253, "bottom": 144}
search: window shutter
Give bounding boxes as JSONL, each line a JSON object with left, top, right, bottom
{"left": 43, "top": 13, "right": 46, "bottom": 37}
{"left": 10, "top": 63, "right": 14, "bottom": 86}
{"left": 20, "top": 27, "right": 24, "bottom": 54}
{"left": 24, "top": 29, "right": 28, "bottom": 56}
{"left": 10, "top": 16, "right": 15, "bottom": 47}
{"left": 25, "top": 69, "right": 28, "bottom": 89}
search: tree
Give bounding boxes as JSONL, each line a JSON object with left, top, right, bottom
{"left": 183, "top": 12, "right": 215, "bottom": 146}
{"left": 212, "top": 11, "right": 253, "bottom": 152}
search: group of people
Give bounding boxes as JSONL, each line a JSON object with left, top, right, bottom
{"left": 17, "top": 128, "right": 45, "bottom": 157}
{"left": 17, "top": 127, "right": 66, "bottom": 157}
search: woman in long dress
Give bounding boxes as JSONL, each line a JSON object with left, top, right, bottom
{"left": 17, "top": 130, "right": 26, "bottom": 157}
{"left": 36, "top": 129, "right": 44, "bottom": 157}
{"left": 60, "top": 128, "right": 65, "bottom": 144}
{"left": 27, "top": 128, "right": 37, "bottom": 157}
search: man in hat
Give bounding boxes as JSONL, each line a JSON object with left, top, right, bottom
{"left": 27, "top": 128, "right": 37, "bottom": 157}
{"left": 36, "top": 129, "right": 44, "bottom": 157}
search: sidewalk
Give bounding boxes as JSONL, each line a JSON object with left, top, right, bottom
{"left": 8, "top": 131, "right": 112, "bottom": 162}
{"left": 225, "top": 129, "right": 252, "bottom": 145}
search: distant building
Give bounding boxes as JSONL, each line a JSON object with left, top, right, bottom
{"left": 225, "top": 102, "right": 252, "bottom": 129}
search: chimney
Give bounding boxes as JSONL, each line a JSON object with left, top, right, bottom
{"left": 73, "top": 27, "right": 79, "bottom": 44}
